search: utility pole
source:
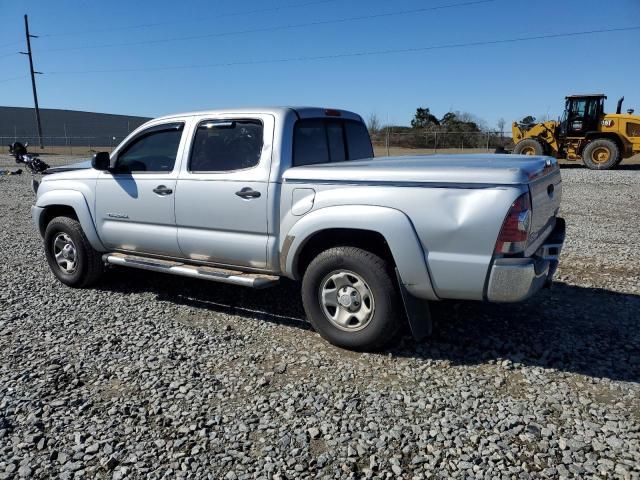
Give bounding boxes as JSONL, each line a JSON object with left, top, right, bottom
{"left": 20, "top": 14, "right": 44, "bottom": 149}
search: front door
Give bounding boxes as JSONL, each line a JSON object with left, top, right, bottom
{"left": 175, "top": 115, "right": 273, "bottom": 269}
{"left": 95, "top": 121, "right": 187, "bottom": 256}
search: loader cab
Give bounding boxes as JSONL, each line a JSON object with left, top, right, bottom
{"left": 560, "top": 94, "right": 606, "bottom": 138}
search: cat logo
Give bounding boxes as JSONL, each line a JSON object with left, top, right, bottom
{"left": 601, "top": 119, "right": 614, "bottom": 128}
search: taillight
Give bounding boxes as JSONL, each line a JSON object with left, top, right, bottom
{"left": 495, "top": 193, "right": 532, "bottom": 254}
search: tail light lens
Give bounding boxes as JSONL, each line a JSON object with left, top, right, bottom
{"left": 495, "top": 193, "right": 532, "bottom": 254}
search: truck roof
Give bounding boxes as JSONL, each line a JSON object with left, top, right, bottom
{"left": 565, "top": 94, "right": 606, "bottom": 99}
{"left": 154, "top": 106, "right": 363, "bottom": 122}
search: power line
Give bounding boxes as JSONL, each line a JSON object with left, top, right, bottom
{"left": 45, "top": 26, "right": 640, "bottom": 76}
{"left": 38, "top": 0, "right": 494, "bottom": 53}
{"left": 0, "top": 75, "right": 28, "bottom": 84}
{"left": 0, "top": 52, "right": 20, "bottom": 59}
{"left": 0, "top": 40, "right": 23, "bottom": 49}
{"left": 37, "top": 0, "right": 341, "bottom": 38}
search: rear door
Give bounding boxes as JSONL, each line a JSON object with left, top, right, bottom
{"left": 174, "top": 114, "right": 274, "bottom": 268}
{"left": 94, "top": 121, "right": 187, "bottom": 256}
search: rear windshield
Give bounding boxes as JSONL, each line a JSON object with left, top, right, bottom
{"left": 293, "top": 119, "right": 373, "bottom": 166}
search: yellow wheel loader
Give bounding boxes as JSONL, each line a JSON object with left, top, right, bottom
{"left": 512, "top": 94, "right": 640, "bottom": 169}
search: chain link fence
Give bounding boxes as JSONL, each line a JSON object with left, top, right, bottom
{"left": 371, "top": 130, "right": 512, "bottom": 156}
{"left": 1, "top": 130, "right": 514, "bottom": 157}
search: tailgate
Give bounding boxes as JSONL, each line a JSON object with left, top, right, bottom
{"left": 526, "top": 164, "right": 562, "bottom": 255}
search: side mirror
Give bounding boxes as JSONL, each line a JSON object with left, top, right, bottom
{"left": 91, "top": 151, "right": 111, "bottom": 170}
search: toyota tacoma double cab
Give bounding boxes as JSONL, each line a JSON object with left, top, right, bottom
{"left": 32, "top": 107, "right": 565, "bottom": 350}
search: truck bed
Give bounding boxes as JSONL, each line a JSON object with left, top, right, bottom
{"left": 283, "top": 154, "right": 559, "bottom": 186}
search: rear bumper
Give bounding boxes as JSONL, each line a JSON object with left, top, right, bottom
{"left": 486, "top": 218, "right": 565, "bottom": 302}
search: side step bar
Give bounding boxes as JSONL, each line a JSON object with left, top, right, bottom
{"left": 103, "top": 253, "right": 279, "bottom": 289}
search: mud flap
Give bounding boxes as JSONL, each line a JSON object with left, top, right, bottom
{"left": 395, "top": 269, "right": 432, "bottom": 341}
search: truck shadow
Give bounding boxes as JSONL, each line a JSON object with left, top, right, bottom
{"left": 559, "top": 163, "right": 640, "bottom": 171}
{"left": 408, "top": 284, "right": 640, "bottom": 384}
{"left": 97, "top": 270, "right": 639, "bottom": 383}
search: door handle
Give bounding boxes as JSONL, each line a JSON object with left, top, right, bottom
{"left": 153, "top": 185, "right": 173, "bottom": 195}
{"left": 235, "top": 187, "right": 261, "bottom": 199}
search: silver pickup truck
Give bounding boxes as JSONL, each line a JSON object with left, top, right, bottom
{"left": 32, "top": 107, "right": 565, "bottom": 350}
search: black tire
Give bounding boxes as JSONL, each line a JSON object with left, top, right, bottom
{"left": 582, "top": 139, "right": 620, "bottom": 170}
{"left": 513, "top": 138, "right": 545, "bottom": 156}
{"left": 44, "top": 216, "right": 103, "bottom": 288}
{"left": 301, "top": 246, "right": 400, "bottom": 351}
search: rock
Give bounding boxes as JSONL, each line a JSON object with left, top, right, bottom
{"left": 0, "top": 166, "right": 638, "bottom": 480}
{"left": 85, "top": 444, "right": 99, "bottom": 454}
{"left": 103, "top": 456, "right": 119, "bottom": 470}
{"left": 17, "top": 465, "right": 32, "bottom": 478}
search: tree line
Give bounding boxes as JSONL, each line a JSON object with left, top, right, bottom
{"left": 367, "top": 107, "right": 510, "bottom": 150}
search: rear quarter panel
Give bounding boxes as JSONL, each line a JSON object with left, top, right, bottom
{"left": 280, "top": 182, "right": 525, "bottom": 300}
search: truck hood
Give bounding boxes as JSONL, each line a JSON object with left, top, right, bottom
{"left": 283, "top": 154, "right": 558, "bottom": 185}
{"left": 43, "top": 159, "right": 93, "bottom": 175}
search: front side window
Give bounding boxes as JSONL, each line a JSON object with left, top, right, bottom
{"left": 293, "top": 119, "right": 373, "bottom": 167}
{"left": 571, "top": 100, "right": 587, "bottom": 117}
{"left": 115, "top": 123, "right": 183, "bottom": 172}
{"left": 190, "top": 119, "right": 263, "bottom": 172}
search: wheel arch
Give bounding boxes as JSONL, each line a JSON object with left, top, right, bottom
{"left": 281, "top": 205, "right": 438, "bottom": 301}
{"left": 38, "top": 205, "right": 78, "bottom": 235}
{"left": 294, "top": 228, "right": 395, "bottom": 280}
{"left": 35, "top": 190, "right": 106, "bottom": 251}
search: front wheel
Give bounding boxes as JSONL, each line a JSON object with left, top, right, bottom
{"left": 44, "top": 216, "right": 104, "bottom": 287}
{"left": 513, "top": 138, "right": 545, "bottom": 156}
{"left": 301, "top": 247, "right": 400, "bottom": 351}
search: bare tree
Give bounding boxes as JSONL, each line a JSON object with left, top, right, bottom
{"left": 497, "top": 118, "right": 505, "bottom": 137}
{"left": 367, "top": 112, "right": 381, "bottom": 134}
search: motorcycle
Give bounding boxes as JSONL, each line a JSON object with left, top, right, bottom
{"left": 8, "top": 141, "right": 50, "bottom": 174}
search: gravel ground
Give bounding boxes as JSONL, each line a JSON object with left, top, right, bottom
{"left": 0, "top": 155, "right": 639, "bottom": 479}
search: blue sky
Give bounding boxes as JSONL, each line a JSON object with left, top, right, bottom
{"left": 1, "top": 0, "right": 639, "bottom": 129}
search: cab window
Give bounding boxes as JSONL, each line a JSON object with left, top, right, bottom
{"left": 190, "top": 120, "right": 263, "bottom": 172}
{"left": 115, "top": 123, "right": 184, "bottom": 173}
{"left": 293, "top": 119, "right": 373, "bottom": 167}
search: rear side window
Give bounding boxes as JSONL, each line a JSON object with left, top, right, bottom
{"left": 292, "top": 120, "right": 330, "bottom": 166}
{"left": 190, "top": 119, "right": 263, "bottom": 172}
{"left": 116, "top": 123, "right": 183, "bottom": 172}
{"left": 344, "top": 121, "right": 374, "bottom": 160}
{"left": 293, "top": 119, "right": 373, "bottom": 166}
{"left": 326, "top": 121, "right": 347, "bottom": 162}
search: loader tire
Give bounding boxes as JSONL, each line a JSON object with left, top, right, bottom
{"left": 513, "top": 138, "right": 545, "bottom": 156}
{"left": 582, "top": 139, "right": 619, "bottom": 170}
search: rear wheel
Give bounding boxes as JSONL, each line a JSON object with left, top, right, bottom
{"left": 301, "top": 247, "right": 400, "bottom": 351}
{"left": 44, "top": 216, "right": 104, "bottom": 287}
{"left": 582, "top": 139, "right": 620, "bottom": 170}
{"left": 513, "top": 138, "right": 545, "bottom": 156}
